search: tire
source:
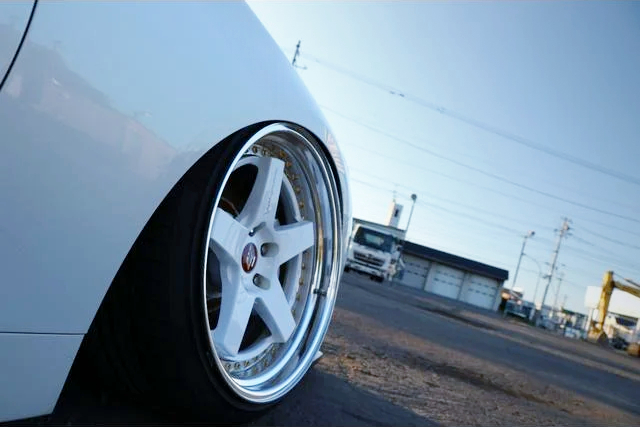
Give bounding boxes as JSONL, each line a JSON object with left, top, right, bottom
{"left": 79, "top": 123, "right": 344, "bottom": 423}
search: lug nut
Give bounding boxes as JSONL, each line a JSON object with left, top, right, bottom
{"left": 261, "top": 244, "right": 268, "bottom": 256}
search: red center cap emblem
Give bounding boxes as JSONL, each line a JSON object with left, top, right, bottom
{"left": 241, "top": 243, "right": 258, "bottom": 272}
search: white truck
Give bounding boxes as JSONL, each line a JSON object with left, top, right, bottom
{"left": 344, "top": 219, "right": 406, "bottom": 282}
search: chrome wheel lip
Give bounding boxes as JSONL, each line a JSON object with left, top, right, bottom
{"left": 202, "top": 123, "right": 344, "bottom": 404}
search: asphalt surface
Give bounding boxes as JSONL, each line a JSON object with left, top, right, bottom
{"left": 6, "top": 272, "right": 640, "bottom": 426}
{"left": 331, "top": 273, "right": 640, "bottom": 425}
{"left": 339, "top": 274, "right": 640, "bottom": 416}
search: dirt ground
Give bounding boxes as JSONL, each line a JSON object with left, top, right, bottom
{"left": 317, "top": 274, "right": 640, "bottom": 426}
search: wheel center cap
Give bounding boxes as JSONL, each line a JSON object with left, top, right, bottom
{"left": 241, "top": 243, "right": 258, "bottom": 272}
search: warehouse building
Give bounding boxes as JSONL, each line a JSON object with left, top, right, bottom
{"left": 397, "top": 241, "right": 509, "bottom": 311}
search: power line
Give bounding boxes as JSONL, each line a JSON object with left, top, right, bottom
{"left": 578, "top": 227, "right": 640, "bottom": 251}
{"left": 578, "top": 217, "right": 640, "bottom": 240}
{"left": 350, "top": 167, "right": 554, "bottom": 233}
{"left": 353, "top": 178, "right": 607, "bottom": 292}
{"left": 541, "top": 275, "right": 588, "bottom": 290}
{"left": 337, "top": 123, "right": 638, "bottom": 235}
{"left": 564, "top": 243, "right": 639, "bottom": 267}
{"left": 562, "top": 245, "right": 640, "bottom": 277}
{"left": 299, "top": 50, "right": 640, "bottom": 187}
{"left": 347, "top": 138, "right": 640, "bottom": 256}
{"left": 409, "top": 223, "right": 532, "bottom": 258}
{"left": 416, "top": 199, "right": 526, "bottom": 237}
{"left": 347, "top": 132, "right": 640, "bottom": 240}
{"left": 324, "top": 105, "right": 640, "bottom": 225}
{"left": 350, "top": 177, "right": 540, "bottom": 239}
{"left": 341, "top": 136, "right": 562, "bottom": 214}
{"left": 349, "top": 145, "right": 639, "bottom": 279}
{"left": 570, "top": 235, "right": 597, "bottom": 247}
{"left": 350, "top": 133, "right": 638, "bottom": 258}
{"left": 329, "top": 107, "right": 639, "bottom": 216}
{"left": 351, "top": 171, "right": 632, "bottom": 290}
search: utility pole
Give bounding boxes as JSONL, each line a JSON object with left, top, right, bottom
{"left": 553, "top": 271, "right": 565, "bottom": 312}
{"left": 532, "top": 274, "right": 543, "bottom": 306}
{"left": 292, "top": 40, "right": 302, "bottom": 67}
{"left": 510, "top": 231, "right": 535, "bottom": 290}
{"left": 540, "top": 218, "right": 571, "bottom": 312}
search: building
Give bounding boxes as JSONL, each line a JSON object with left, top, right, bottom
{"left": 396, "top": 241, "right": 509, "bottom": 311}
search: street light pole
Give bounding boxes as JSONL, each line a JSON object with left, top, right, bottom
{"left": 523, "top": 253, "right": 542, "bottom": 304}
{"left": 405, "top": 194, "right": 417, "bottom": 234}
{"left": 391, "top": 194, "right": 417, "bottom": 285}
{"left": 510, "top": 231, "right": 535, "bottom": 291}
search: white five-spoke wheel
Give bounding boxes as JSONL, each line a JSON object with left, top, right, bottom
{"left": 203, "top": 124, "right": 343, "bottom": 404}
{"left": 82, "top": 123, "right": 344, "bottom": 422}
{"left": 209, "top": 156, "right": 313, "bottom": 359}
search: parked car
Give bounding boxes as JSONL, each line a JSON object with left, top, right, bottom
{"left": 0, "top": 1, "right": 351, "bottom": 423}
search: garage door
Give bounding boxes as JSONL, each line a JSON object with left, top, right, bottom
{"left": 400, "top": 255, "right": 429, "bottom": 289}
{"left": 431, "top": 265, "right": 464, "bottom": 299}
{"left": 463, "top": 275, "right": 499, "bottom": 309}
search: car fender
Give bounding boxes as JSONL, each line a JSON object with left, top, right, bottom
{"left": 0, "top": 1, "right": 350, "bottom": 335}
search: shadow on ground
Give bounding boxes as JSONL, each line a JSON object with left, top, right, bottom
{"left": 5, "top": 362, "right": 436, "bottom": 426}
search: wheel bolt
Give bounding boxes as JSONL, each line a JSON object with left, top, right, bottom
{"left": 253, "top": 275, "right": 260, "bottom": 286}
{"left": 260, "top": 244, "right": 268, "bottom": 256}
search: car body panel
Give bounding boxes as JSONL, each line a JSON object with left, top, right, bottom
{"left": 0, "top": 1, "right": 350, "bottom": 336}
{"left": 0, "top": 333, "right": 82, "bottom": 422}
{"left": 0, "top": 1, "right": 34, "bottom": 83}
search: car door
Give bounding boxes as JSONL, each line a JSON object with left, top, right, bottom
{"left": 0, "top": 1, "right": 35, "bottom": 85}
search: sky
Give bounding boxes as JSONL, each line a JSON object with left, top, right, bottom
{"left": 248, "top": 1, "right": 640, "bottom": 317}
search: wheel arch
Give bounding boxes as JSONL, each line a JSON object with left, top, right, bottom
{"left": 91, "top": 119, "right": 349, "bottom": 334}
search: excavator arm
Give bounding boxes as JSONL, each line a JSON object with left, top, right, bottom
{"left": 589, "top": 271, "right": 640, "bottom": 354}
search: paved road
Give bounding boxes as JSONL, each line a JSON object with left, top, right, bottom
{"left": 7, "top": 272, "right": 640, "bottom": 425}
{"left": 331, "top": 273, "right": 640, "bottom": 425}
{"left": 42, "top": 361, "right": 433, "bottom": 426}
{"left": 340, "top": 273, "right": 640, "bottom": 418}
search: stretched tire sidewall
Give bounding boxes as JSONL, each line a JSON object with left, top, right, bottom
{"left": 170, "top": 124, "right": 277, "bottom": 418}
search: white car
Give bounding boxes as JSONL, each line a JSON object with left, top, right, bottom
{"left": 0, "top": 1, "right": 350, "bottom": 423}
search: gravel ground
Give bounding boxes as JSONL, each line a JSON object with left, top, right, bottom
{"left": 322, "top": 273, "right": 640, "bottom": 426}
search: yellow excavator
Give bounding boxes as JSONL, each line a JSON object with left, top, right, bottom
{"left": 588, "top": 271, "right": 640, "bottom": 356}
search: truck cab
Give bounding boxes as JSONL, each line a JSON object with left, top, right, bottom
{"left": 345, "top": 219, "right": 405, "bottom": 282}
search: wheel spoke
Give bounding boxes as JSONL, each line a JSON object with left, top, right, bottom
{"left": 210, "top": 208, "right": 249, "bottom": 264}
{"left": 255, "top": 279, "right": 296, "bottom": 343}
{"left": 275, "top": 221, "right": 314, "bottom": 264}
{"left": 238, "top": 156, "right": 285, "bottom": 228}
{"left": 212, "top": 274, "right": 256, "bottom": 358}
